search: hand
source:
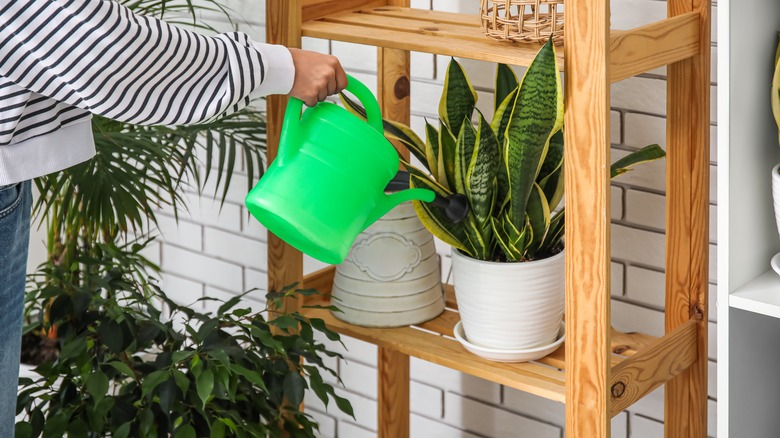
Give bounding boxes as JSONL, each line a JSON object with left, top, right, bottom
{"left": 288, "top": 48, "right": 348, "bottom": 107}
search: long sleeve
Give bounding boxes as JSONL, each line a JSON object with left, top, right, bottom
{"left": 0, "top": 0, "right": 294, "bottom": 133}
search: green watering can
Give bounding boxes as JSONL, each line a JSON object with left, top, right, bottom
{"left": 245, "top": 75, "right": 468, "bottom": 264}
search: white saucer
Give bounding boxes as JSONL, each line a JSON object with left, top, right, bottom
{"left": 453, "top": 321, "right": 565, "bottom": 363}
{"left": 772, "top": 252, "right": 780, "bottom": 277}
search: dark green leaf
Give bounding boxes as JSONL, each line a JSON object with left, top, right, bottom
{"left": 86, "top": 371, "right": 109, "bottom": 404}
{"left": 98, "top": 320, "right": 125, "bottom": 353}
{"left": 610, "top": 144, "right": 666, "bottom": 179}
{"left": 197, "top": 368, "right": 215, "bottom": 408}
{"left": 177, "top": 424, "right": 196, "bottom": 438}
{"left": 141, "top": 370, "right": 169, "bottom": 398}
{"left": 107, "top": 361, "right": 135, "bottom": 378}
{"left": 439, "top": 59, "right": 477, "bottom": 134}
{"left": 495, "top": 63, "right": 519, "bottom": 112}
{"left": 282, "top": 372, "right": 306, "bottom": 407}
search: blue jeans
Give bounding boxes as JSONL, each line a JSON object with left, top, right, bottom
{"left": 0, "top": 181, "right": 32, "bottom": 437}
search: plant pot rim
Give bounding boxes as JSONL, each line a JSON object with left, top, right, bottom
{"left": 451, "top": 246, "right": 565, "bottom": 267}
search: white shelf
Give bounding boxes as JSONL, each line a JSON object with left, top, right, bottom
{"left": 729, "top": 270, "right": 780, "bottom": 319}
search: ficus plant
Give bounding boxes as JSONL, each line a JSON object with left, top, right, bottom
{"left": 344, "top": 38, "right": 666, "bottom": 262}
{"left": 17, "top": 239, "right": 353, "bottom": 438}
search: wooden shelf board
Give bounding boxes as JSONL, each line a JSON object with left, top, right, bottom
{"left": 301, "top": 267, "right": 657, "bottom": 404}
{"left": 301, "top": 7, "right": 700, "bottom": 80}
{"left": 729, "top": 270, "right": 780, "bottom": 319}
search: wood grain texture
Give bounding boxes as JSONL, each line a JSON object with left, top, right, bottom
{"left": 610, "top": 320, "right": 698, "bottom": 416}
{"left": 563, "top": 0, "right": 612, "bottom": 435}
{"left": 374, "top": 18, "right": 411, "bottom": 436}
{"left": 303, "top": 0, "right": 386, "bottom": 23}
{"left": 665, "top": 0, "right": 711, "bottom": 436}
{"left": 266, "top": 0, "right": 304, "bottom": 318}
{"left": 378, "top": 47, "right": 411, "bottom": 158}
{"left": 378, "top": 348, "right": 410, "bottom": 438}
{"left": 609, "top": 12, "right": 700, "bottom": 82}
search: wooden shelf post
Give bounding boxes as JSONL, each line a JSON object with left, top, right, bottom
{"left": 266, "top": 1, "right": 304, "bottom": 311}
{"left": 564, "top": 0, "right": 612, "bottom": 436}
{"left": 665, "top": 0, "right": 711, "bottom": 436}
{"left": 376, "top": 1, "right": 412, "bottom": 434}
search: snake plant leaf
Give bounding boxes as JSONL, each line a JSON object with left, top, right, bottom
{"left": 339, "top": 93, "right": 429, "bottom": 167}
{"left": 455, "top": 118, "right": 477, "bottom": 195}
{"left": 495, "top": 64, "right": 519, "bottom": 112}
{"left": 425, "top": 122, "right": 440, "bottom": 180}
{"left": 439, "top": 59, "right": 477, "bottom": 134}
{"left": 385, "top": 120, "right": 428, "bottom": 167}
{"left": 526, "top": 183, "right": 551, "bottom": 254}
{"left": 505, "top": 37, "right": 564, "bottom": 231}
{"left": 538, "top": 129, "right": 564, "bottom": 210}
{"left": 491, "top": 213, "right": 527, "bottom": 261}
{"left": 403, "top": 160, "right": 470, "bottom": 253}
{"left": 467, "top": 113, "right": 500, "bottom": 226}
{"left": 543, "top": 209, "right": 565, "bottom": 252}
{"left": 491, "top": 89, "right": 517, "bottom": 148}
{"left": 439, "top": 126, "right": 458, "bottom": 190}
{"left": 610, "top": 144, "right": 666, "bottom": 179}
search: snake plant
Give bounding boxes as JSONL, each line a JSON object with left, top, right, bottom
{"left": 344, "top": 39, "right": 665, "bottom": 262}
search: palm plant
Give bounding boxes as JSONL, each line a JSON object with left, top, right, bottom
{"left": 344, "top": 38, "right": 665, "bottom": 262}
{"left": 18, "top": 1, "right": 353, "bottom": 436}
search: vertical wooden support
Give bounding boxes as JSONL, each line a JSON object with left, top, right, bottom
{"left": 564, "top": 0, "right": 612, "bottom": 435}
{"left": 266, "top": 1, "right": 304, "bottom": 313}
{"left": 665, "top": 0, "right": 710, "bottom": 435}
{"left": 378, "top": 349, "right": 410, "bottom": 437}
{"left": 376, "top": 1, "right": 411, "bottom": 432}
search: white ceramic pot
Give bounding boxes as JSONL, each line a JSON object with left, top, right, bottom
{"left": 331, "top": 201, "right": 444, "bottom": 327}
{"left": 451, "top": 248, "right": 565, "bottom": 351}
{"left": 772, "top": 163, "right": 780, "bottom": 238}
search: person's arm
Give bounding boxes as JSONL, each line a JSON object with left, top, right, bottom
{"left": 0, "top": 0, "right": 345, "bottom": 125}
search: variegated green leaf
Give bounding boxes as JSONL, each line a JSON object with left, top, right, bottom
{"left": 505, "top": 38, "right": 564, "bottom": 231}
{"left": 438, "top": 126, "right": 458, "bottom": 191}
{"left": 403, "top": 161, "right": 471, "bottom": 253}
{"left": 385, "top": 120, "right": 428, "bottom": 167}
{"left": 439, "top": 59, "right": 477, "bottom": 134}
{"left": 526, "top": 183, "right": 551, "bottom": 254}
{"left": 424, "top": 122, "right": 440, "bottom": 180}
{"left": 466, "top": 113, "right": 500, "bottom": 226}
{"left": 491, "top": 214, "right": 526, "bottom": 261}
{"left": 495, "top": 64, "right": 519, "bottom": 112}
{"left": 610, "top": 144, "right": 666, "bottom": 179}
{"left": 454, "top": 120, "right": 477, "bottom": 195}
{"left": 538, "top": 129, "right": 564, "bottom": 211}
{"left": 542, "top": 210, "right": 565, "bottom": 253}
{"left": 491, "top": 89, "right": 517, "bottom": 148}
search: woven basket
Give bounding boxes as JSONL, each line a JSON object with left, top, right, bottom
{"left": 480, "top": 0, "right": 564, "bottom": 44}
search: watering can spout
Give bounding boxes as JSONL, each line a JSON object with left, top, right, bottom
{"left": 364, "top": 188, "right": 436, "bottom": 230}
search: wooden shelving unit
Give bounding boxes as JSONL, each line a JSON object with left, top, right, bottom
{"left": 266, "top": 1, "right": 711, "bottom": 436}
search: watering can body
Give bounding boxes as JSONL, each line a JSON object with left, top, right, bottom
{"left": 245, "top": 76, "right": 434, "bottom": 265}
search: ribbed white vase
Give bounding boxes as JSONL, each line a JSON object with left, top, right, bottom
{"left": 773, "top": 163, "right": 780, "bottom": 238}
{"left": 451, "top": 248, "right": 565, "bottom": 350}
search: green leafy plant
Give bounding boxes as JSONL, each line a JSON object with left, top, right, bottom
{"left": 344, "top": 39, "right": 665, "bottom": 262}
{"left": 17, "top": 240, "right": 352, "bottom": 438}
{"left": 18, "top": 1, "right": 353, "bottom": 436}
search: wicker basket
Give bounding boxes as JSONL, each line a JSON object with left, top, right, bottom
{"left": 480, "top": 0, "right": 564, "bottom": 44}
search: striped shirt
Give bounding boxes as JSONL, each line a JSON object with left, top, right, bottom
{"left": 0, "top": 0, "right": 294, "bottom": 184}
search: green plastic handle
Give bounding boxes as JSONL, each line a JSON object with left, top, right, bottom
{"left": 278, "top": 75, "right": 383, "bottom": 164}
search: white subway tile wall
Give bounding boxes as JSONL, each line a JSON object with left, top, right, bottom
{"left": 149, "top": 1, "right": 719, "bottom": 436}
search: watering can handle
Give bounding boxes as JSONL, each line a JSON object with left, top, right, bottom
{"left": 278, "top": 75, "right": 383, "bottom": 164}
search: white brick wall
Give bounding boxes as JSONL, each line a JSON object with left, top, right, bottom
{"left": 150, "top": 1, "right": 720, "bottom": 436}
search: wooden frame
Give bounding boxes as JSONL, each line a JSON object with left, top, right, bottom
{"left": 266, "top": 1, "right": 711, "bottom": 436}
